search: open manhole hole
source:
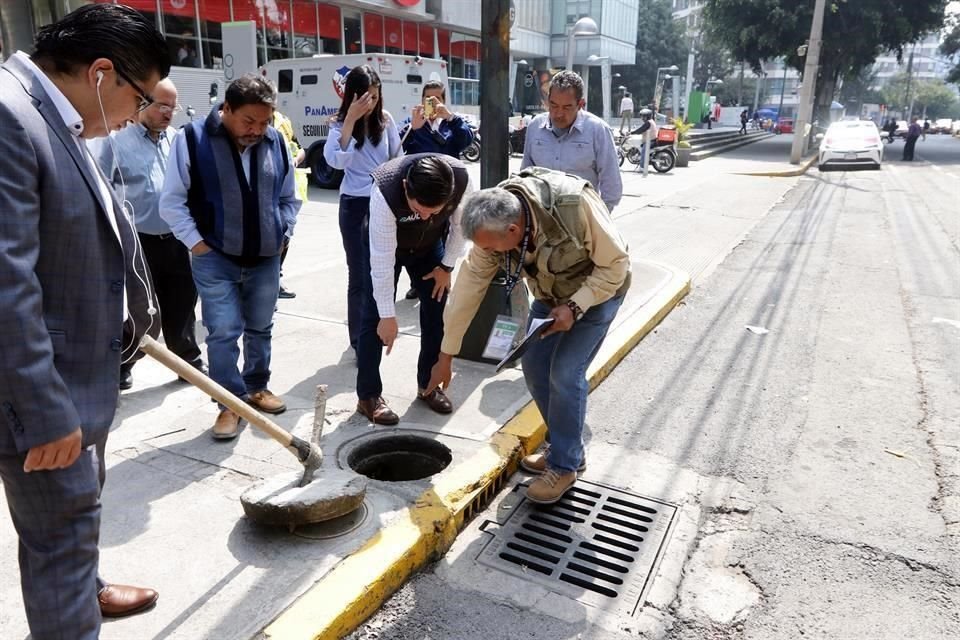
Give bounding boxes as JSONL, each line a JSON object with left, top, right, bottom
{"left": 477, "top": 480, "right": 677, "bottom": 617}
{"left": 347, "top": 434, "right": 452, "bottom": 482}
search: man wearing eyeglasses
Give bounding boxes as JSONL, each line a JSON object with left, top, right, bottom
{"left": 93, "top": 78, "right": 205, "bottom": 391}
{"left": 0, "top": 5, "right": 169, "bottom": 638}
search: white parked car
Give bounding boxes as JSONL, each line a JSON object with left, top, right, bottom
{"left": 818, "top": 120, "right": 884, "bottom": 170}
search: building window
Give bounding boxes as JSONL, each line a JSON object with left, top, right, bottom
{"left": 343, "top": 11, "right": 361, "bottom": 54}
{"left": 566, "top": 0, "right": 591, "bottom": 25}
{"left": 448, "top": 32, "right": 480, "bottom": 105}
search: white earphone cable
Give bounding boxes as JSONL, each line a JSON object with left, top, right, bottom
{"left": 94, "top": 76, "right": 157, "bottom": 363}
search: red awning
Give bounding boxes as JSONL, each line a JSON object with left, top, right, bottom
{"left": 363, "top": 13, "right": 383, "bottom": 47}
{"left": 437, "top": 28, "right": 449, "bottom": 57}
{"left": 402, "top": 21, "right": 417, "bottom": 54}
{"left": 384, "top": 17, "right": 402, "bottom": 50}
{"left": 418, "top": 24, "right": 434, "bottom": 57}
{"left": 318, "top": 4, "right": 340, "bottom": 40}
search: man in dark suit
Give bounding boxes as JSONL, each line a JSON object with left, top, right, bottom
{"left": 0, "top": 6, "right": 169, "bottom": 639}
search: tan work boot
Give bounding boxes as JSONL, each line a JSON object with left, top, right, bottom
{"left": 248, "top": 389, "right": 286, "bottom": 414}
{"left": 519, "top": 447, "right": 586, "bottom": 474}
{"left": 526, "top": 468, "right": 578, "bottom": 504}
{"left": 212, "top": 409, "right": 242, "bottom": 440}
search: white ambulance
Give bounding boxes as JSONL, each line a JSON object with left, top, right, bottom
{"left": 259, "top": 53, "right": 448, "bottom": 188}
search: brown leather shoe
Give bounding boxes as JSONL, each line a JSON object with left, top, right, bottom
{"left": 357, "top": 396, "right": 400, "bottom": 425}
{"left": 526, "top": 468, "right": 578, "bottom": 504}
{"left": 248, "top": 389, "right": 286, "bottom": 414}
{"left": 98, "top": 583, "right": 159, "bottom": 618}
{"left": 520, "top": 446, "right": 586, "bottom": 474}
{"left": 417, "top": 388, "right": 453, "bottom": 414}
{"left": 212, "top": 409, "right": 243, "bottom": 440}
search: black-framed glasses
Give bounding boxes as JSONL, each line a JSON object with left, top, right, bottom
{"left": 114, "top": 66, "right": 154, "bottom": 113}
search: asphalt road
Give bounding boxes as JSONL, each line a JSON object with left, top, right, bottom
{"left": 347, "top": 136, "right": 960, "bottom": 639}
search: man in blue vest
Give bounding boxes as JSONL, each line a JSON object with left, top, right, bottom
{"left": 357, "top": 154, "right": 471, "bottom": 425}
{"left": 161, "top": 74, "right": 301, "bottom": 439}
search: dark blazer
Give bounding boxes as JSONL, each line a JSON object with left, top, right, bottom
{"left": 0, "top": 56, "right": 159, "bottom": 455}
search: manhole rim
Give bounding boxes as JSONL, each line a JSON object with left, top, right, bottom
{"left": 289, "top": 499, "right": 371, "bottom": 541}
{"left": 339, "top": 430, "right": 454, "bottom": 483}
{"left": 334, "top": 427, "right": 456, "bottom": 471}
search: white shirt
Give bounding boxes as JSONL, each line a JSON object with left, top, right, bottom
{"left": 620, "top": 96, "right": 634, "bottom": 113}
{"left": 15, "top": 51, "right": 128, "bottom": 320}
{"left": 368, "top": 180, "right": 473, "bottom": 318}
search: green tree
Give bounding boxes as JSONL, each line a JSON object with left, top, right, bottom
{"left": 941, "top": 13, "right": 960, "bottom": 85}
{"left": 880, "top": 73, "right": 958, "bottom": 118}
{"left": 914, "top": 80, "right": 960, "bottom": 118}
{"left": 711, "top": 72, "right": 759, "bottom": 107}
{"left": 703, "top": 0, "right": 948, "bottom": 122}
{"left": 604, "top": 0, "right": 687, "bottom": 110}
{"left": 879, "top": 72, "right": 916, "bottom": 113}
{"left": 692, "top": 32, "right": 736, "bottom": 92}
{"left": 838, "top": 65, "right": 885, "bottom": 112}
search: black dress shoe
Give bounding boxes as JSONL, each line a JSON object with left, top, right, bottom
{"left": 178, "top": 361, "right": 208, "bottom": 382}
{"left": 279, "top": 286, "right": 297, "bottom": 299}
{"left": 119, "top": 368, "right": 133, "bottom": 391}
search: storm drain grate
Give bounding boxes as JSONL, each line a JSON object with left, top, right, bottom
{"left": 476, "top": 480, "right": 676, "bottom": 616}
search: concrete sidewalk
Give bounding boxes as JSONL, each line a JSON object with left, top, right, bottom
{"left": 0, "top": 154, "right": 802, "bottom": 640}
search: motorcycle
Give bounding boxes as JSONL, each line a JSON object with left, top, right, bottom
{"left": 451, "top": 118, "right": 480, "bottom": 162}
{"left": 616, "top": 133, "right": 677, "bottom": 173}
{"left": 508, "top": 124, "right": 527, "bottom": 156}
{"left": 461, "top": 123, "right": 481, "bottom": 162}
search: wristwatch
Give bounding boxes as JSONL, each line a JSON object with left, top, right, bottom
{"left": 437, "top": 263, "right": 455, "bottom": 273}
{"left": 566, "top": 300, "right": 584, "bottom": 321}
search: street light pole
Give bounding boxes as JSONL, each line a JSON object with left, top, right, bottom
{"left": 790, "top": 0, "right": 827, "bottom": 164}
{"left": 777, "top": 60, "right": 788, "bottom": 119}
{"left": 653, "top": 64, "right": 679, "bottom": 113}
{"left": 566, "top": 17, "right": 599, "bottom": 73}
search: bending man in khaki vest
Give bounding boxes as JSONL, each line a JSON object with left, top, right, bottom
{"left": 426, "top": 168, "right": 630, "bottom": 504}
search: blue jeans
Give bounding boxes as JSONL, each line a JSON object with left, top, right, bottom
{"left": 521, "top": 295, "right": 624, "bottom": 473}
{"left": 191, "top": 250, "right": 280, "bottom": 405}
{"left": 356, "top": 242, "right": 446, "bottom": 400}
{"left": 338, "top": 195, "right": 371, "bottom": 350}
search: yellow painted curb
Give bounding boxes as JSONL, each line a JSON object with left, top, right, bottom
{"left": 737, "top": 153, "right": 818, "bottom": 177}
{"left": 261, "top": 264, "right": 691, "bottom": 640}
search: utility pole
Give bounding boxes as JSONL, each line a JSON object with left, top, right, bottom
{"left": 752, "top": 68, "right": 763, "bottom": 113}
{"left": 479, "top": 0, "right": 510, "bottom": 187}
{"left": 903, "top": 46, "right": 915, "bottom": 120}
{"left": 790, "top": 0, "right": 827, "bottom": 164}
{"left": 0, "top": 0, "right": 37, "bottom": 58}
{"left": 777, "top": 61, "right": 789, "bottom": 119}
{"left": 737, "top": 61, "right": 745, "bottom": 105}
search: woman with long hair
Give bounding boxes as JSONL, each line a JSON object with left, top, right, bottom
{"left": 323, "top": 65, "right": 402, "bottom": 353}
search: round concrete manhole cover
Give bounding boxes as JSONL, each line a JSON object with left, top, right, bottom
{"left": 290, "top": 500, "right": 369, "bottom": 540}
{"left": 347, "top": 434, "right": 452, "bottom": 482}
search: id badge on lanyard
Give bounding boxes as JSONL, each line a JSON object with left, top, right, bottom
{"left": 482, "top": 204, "right": 532, "bottom": 362}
